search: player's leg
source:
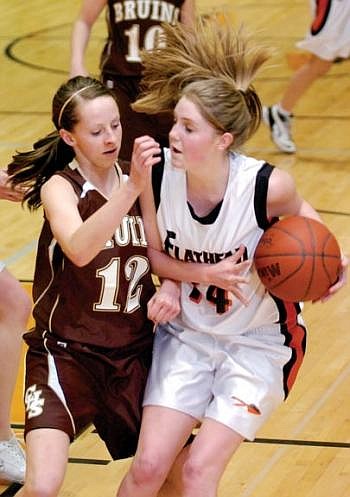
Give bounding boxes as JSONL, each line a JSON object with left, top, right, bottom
{"left": 0, "top": 268, "right": 31, "bottom": 438}
{"left": 21, "top": 334, "right": 92, "bottom": 492}
{"left": 117, "top": 324, "right": 217, "bottom": 496}
{"left": 0, "top": 266, "right": 31, "bottom": 482}
{"left": 263, "top": 54, "right": 332, "bottom": 153}
{"left": 117, "top": 405, "right": 197, "bottom": 497}
{"left": 279, "top": 54, "right": 332, "bottom": 112}
{"left": 14, "top": 428, "right": 70, "bottom": 497}
{"left": 178, "top": 329, "right": 295, "bottom": 497}
{"left": 181, "top": 418, "right": 244, "bottom": 497}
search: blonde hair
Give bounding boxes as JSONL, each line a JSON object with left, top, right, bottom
{"left": 133, "top": 16, "right": 271, "bottom": 148}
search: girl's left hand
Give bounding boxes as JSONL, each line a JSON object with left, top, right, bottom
{"left": 148, "top": 279, "right": 181, "bottom": 325}
{"left": 314, "top": 253, "right": 348, "bottom": 303}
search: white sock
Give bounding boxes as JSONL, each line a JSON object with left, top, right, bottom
{"left": 276, "top": 103, "right": 292, "bottom": 117}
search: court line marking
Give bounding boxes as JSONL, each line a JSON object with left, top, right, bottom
{"left": 6, "top": 365, "right": 349, "bottom": 497}
{"left": 239, "top": 362, "right": 350, "bottom": 497}
{"left": 3, "top": 240, "right": 37, "bottom": 266}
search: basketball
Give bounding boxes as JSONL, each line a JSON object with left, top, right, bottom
{"left": 254, "top": 216, "right": 342, "bottom": 302}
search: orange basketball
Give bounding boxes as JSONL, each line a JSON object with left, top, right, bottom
{"left": 254, "top": 216, "right": 341, "bottom": 302}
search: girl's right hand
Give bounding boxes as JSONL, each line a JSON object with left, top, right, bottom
{"left": 205, "top": 245, "right": 252, "bottom": 306}
{"left": 128, "top": 136, "right": 161, "bottom": 193}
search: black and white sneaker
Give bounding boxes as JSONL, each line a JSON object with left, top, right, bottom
{"left": 262, "top": 105, "right": 296, "bottom": 153}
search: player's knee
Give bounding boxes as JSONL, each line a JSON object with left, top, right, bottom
{"left": 315, "top": 63, "right": 331, "bottom": 77}
{"left": 309, "top": 57, "right": 332, "bottom": 78}
{"left": 182, "top": 456, "right": 208, "bottom": 493}
{"left": 131, "top": 450, "right": 168, "bottom": 486}
{"left": 22, "top": 479, "right": 61, "bottom": 497}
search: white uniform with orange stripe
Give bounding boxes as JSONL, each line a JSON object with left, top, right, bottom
{"left": 297, "top": 0, "right": 350, "bottom": 60}
{"left": 143, "top": 150, "right": 307, "bottom": 440}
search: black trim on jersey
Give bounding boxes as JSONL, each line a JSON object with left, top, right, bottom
{"left": 254, "top": 163, "right": 277, "bottom": 230}
{"left": 270, "top": 295, "right": 305, "bottom": 398}
{"left": 271, "top": 295, "right": 302, "bottom": 324}
{"left": 151, "top": 153, "right": 224, "bottom": 224}
{"left": 187, "top": 200, "right": 223, "bottom": 225}
{"left": 152, "top": 150, "right": 165, "bottom": 211}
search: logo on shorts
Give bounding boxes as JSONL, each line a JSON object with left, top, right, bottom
{"left": 25, "top": 384, "right": 45, "bottom": 419}
{"left": 232, "top": 396, "right": 261, "bottom": 415}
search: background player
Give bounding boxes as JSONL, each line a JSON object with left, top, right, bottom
{"left": 0, "top": 170, "right": 31, "bottom": 484}
{"left": 70, "top": 0, "right": 195, "bottom": 165}
{"left": 263, "top": 0, "right": 350, "bottom": 153}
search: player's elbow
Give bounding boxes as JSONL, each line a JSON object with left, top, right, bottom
{"left": 64, "top": 248, "right": 93, "bottom": 267}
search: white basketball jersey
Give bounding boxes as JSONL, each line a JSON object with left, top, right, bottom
{"left": 154, "top": 149, "right": 297, "bottom": 336}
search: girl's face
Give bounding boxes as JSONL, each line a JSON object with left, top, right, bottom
{"left": 65, "top": 95, "right": 122, "bottom": 169}
{"left": 169, "top": 95, "right": 226, "bottom": 170}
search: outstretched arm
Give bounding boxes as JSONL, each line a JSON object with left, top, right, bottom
{"left": 180, "top": 0, "right": 196, "bottom": 26}
{"left": 70, "top": 0, "right": 106, "bottom": 77}
{"left": 43, "top": 136, "right": 161, "bottom": 267}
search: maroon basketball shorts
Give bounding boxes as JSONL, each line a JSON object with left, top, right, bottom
{"left": 23, "top": 331, "right": 153, "bottom": 459}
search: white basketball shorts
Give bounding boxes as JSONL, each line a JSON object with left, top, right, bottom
{"left": 297, "top": 0, "right": 350, "bottom": 60}
{"left": 143, "top": 322, "right": 294, "bottom": 441}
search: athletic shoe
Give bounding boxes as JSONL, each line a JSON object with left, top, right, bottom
{"left": 0, "top": 436, "right": 25, "bottom": 483}
{"left": 262, "top": 105, "right": 296, "bottom": 153}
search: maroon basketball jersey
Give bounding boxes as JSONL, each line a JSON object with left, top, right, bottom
{"left": 100, "top": 0, "right": 185, "bottom": 77}
{"left": 32, "top": 162, "right": 155, "bottom": 348}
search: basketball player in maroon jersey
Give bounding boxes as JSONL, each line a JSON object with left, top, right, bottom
{"left": 7, "top": 75, "right": 179, "bottom": 497}
{"left": 70, "top": 0, "right": 195, "bottom": 165}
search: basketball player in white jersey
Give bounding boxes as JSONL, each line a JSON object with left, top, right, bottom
{"left": 117, "top": 18, "right": 348, "bottom": 497}
{"left": 263, "top": 0, "right": 350, "bottom": 153}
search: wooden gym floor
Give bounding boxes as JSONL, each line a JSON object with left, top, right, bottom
{"left": 0, "top": 1, "right": 349, "bottom": 496}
